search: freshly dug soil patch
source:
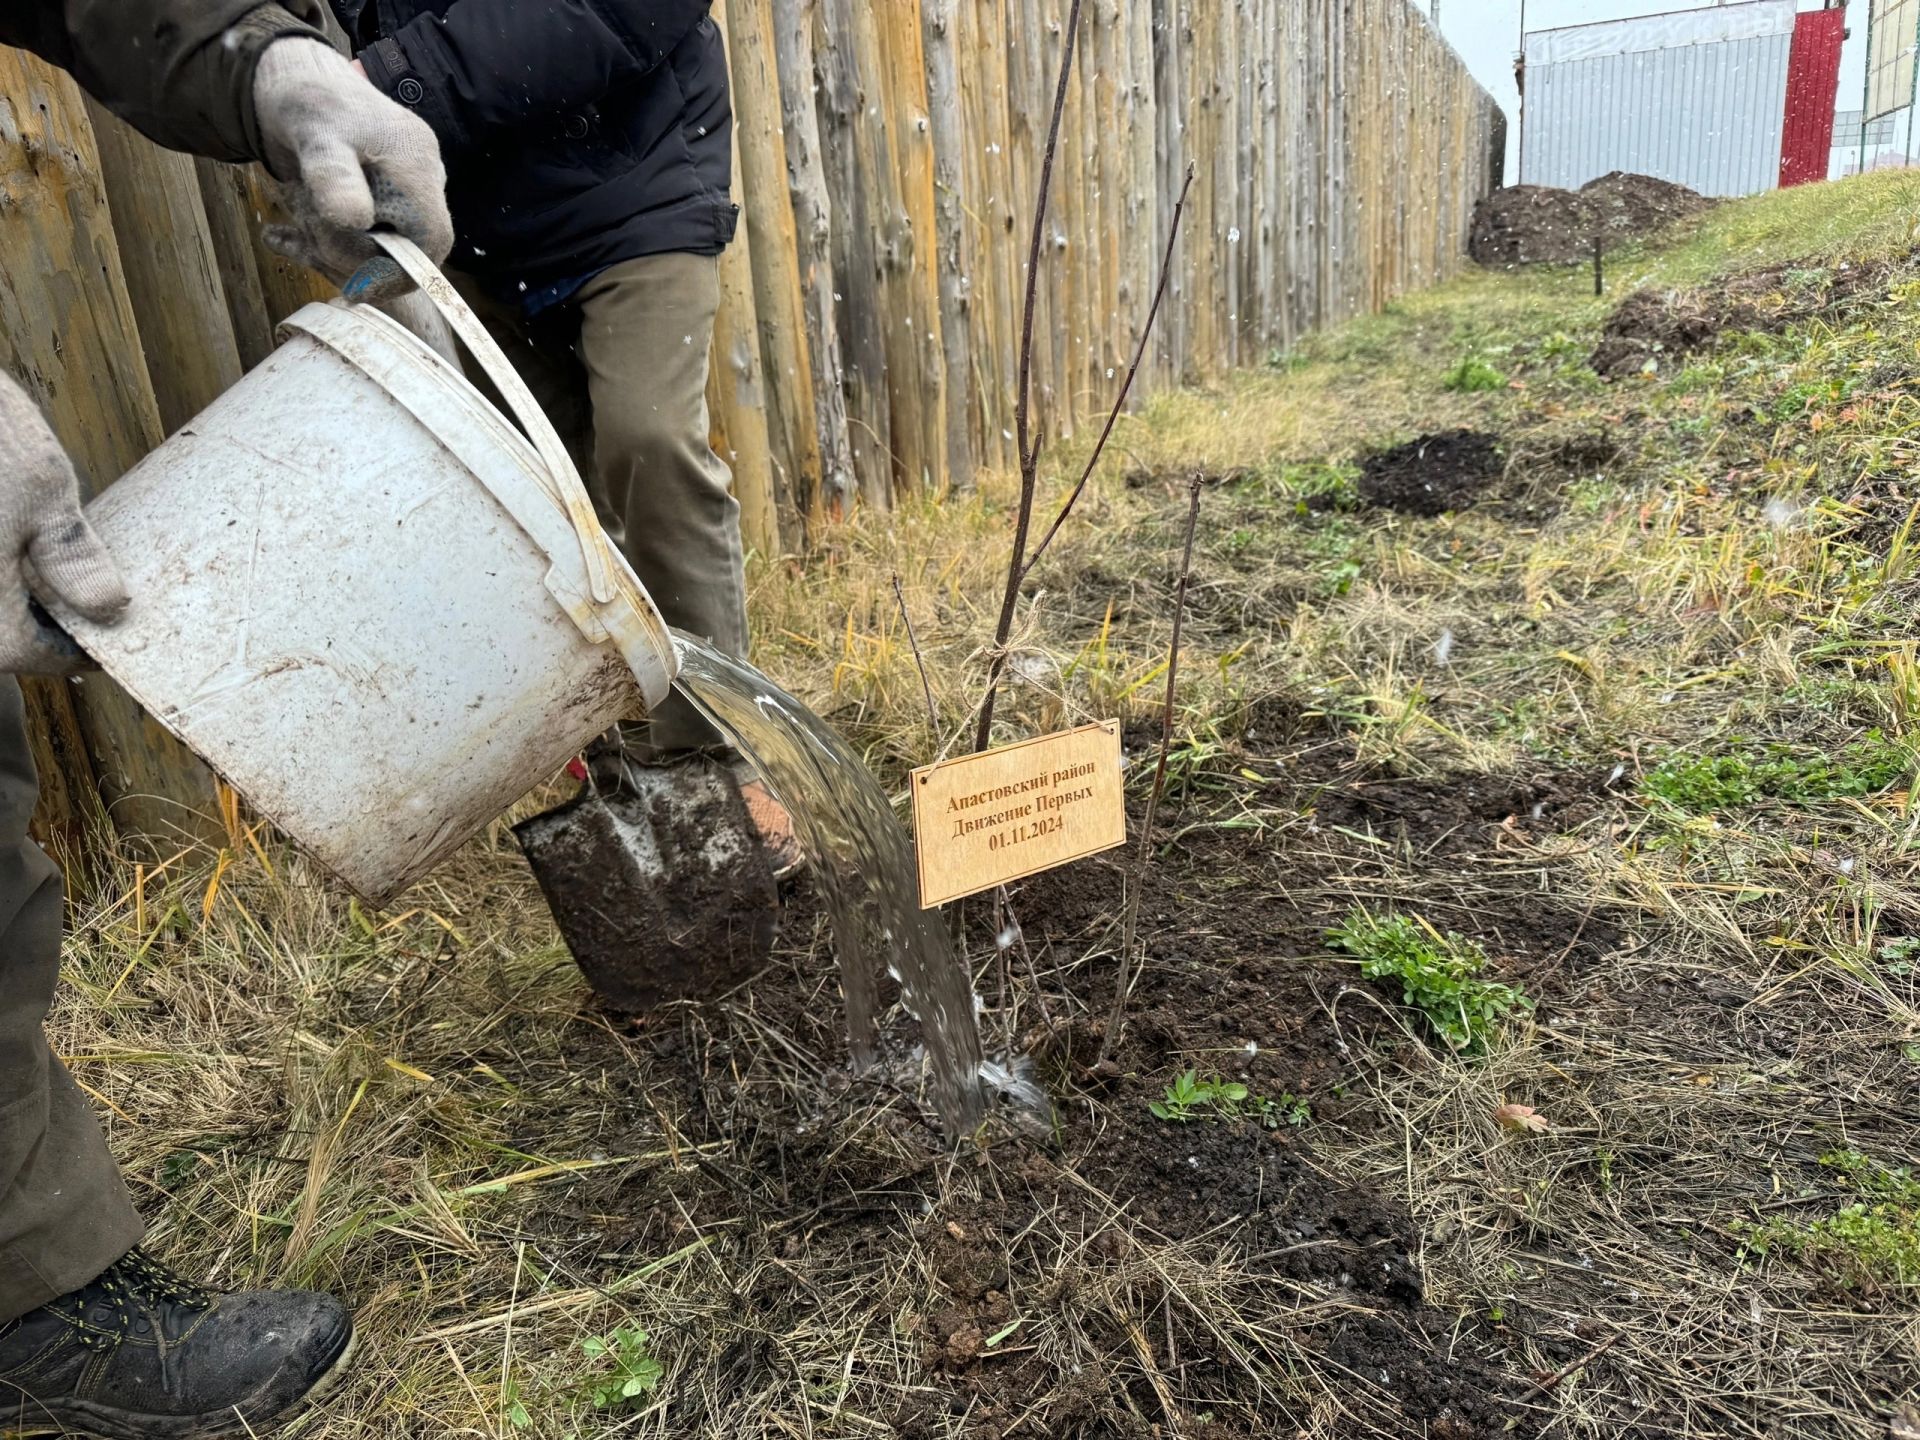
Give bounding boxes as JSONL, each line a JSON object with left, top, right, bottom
{"left": 1581, "top": 170, "right": 1713, "bottom": 239}
{"left": 1591, "top": 257, "right": 1901, "bottom": 380}
{"left": 1311, "top": 767, "right": 1615, "bottom": 858}
{"left": 1359, "top": 430, "right": 1504, "bottom": 516}
{"left": 1470, "top": 184, "right": 1598, "bottom": 266}
{"left": 550, "top": 758, "right": 1619, "bottom": 1437}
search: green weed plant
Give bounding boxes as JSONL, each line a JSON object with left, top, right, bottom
{"left": 1327, "top": 906, "right": 1532, "bottom": 1052}
{"left": 1644, "top": 733, "right": 1913, "bottom": 813}
{"left": 1741, "top": 1150, "right": 1920, "bottom": 1291}
{"left": 1150, "top": 1070, "right": 1310, "bottom": 1129}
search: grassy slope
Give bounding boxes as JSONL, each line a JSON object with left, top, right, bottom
{"left": 52, "top": 170, "right": 1920, "bottom": 1438}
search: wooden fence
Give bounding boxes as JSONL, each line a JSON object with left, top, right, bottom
{"left": 0, "top": 0, "right": 1499, "bottom": 850}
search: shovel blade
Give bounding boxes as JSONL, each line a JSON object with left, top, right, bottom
{"left": 515, "top": 763, "right": 779, "bottom": 1011}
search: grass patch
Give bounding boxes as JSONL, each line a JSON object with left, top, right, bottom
{"left": 1274, "top": 459, "right": 1362, "bottom": 513}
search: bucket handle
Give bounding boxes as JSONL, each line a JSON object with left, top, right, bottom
{"left": 366, "top": 233, "right": 619, "bottom": 608}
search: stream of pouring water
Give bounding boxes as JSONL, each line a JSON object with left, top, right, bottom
{"left": 669, "top": 634, "right": 989, "bottom": 1131}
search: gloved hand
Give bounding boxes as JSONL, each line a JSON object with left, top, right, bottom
{"left": 254, "top": 38, "right": 453, "bottom": 303}
{"left": 0, "top": 376, "right": 128, "bottom": 675}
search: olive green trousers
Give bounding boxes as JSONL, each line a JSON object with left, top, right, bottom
{"left": 0, "top": 681, "right": 145, "bottom": 1325}
{"left": 457, "top": 252, "right": 748, "bottom": 754}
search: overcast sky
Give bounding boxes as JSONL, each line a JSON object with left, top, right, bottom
{"left": 1406, "top": 0, "right": 1872, "bottom": 176}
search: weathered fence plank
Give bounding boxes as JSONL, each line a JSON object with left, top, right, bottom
{"left": 193, "top": 158, "right": 278, "bottom": 371}
{"left": 876, "top": 0, "right": 948, "bottom": 498}
{"left": 960, "top": 0, "right": 1018, "bottom": 473}
{"left": 724, "top": 0, "right": 818, "bottom": 542}
{"left": 769, "top": 0, "right": 856, "bottom": 521}
{"left": 82, "top": 100, "right": 243, "bottom": 434}
{"left": 922, "top": 0, "right": 978, "bottom": 493}
{"left": 816, "top": 0, "right": 897, "bottom": 511}
{"left": 0, "top": 52, "right": 219, "bottom": 845}
{"left": 707, "top": 2, "right": 781, "bottom": 558}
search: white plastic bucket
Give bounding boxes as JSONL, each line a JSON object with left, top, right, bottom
{"left": 57, "top": 236, "right": 678, "bottom": 905}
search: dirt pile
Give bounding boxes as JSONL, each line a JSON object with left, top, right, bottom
{"left": 1359, "top": 430, "right": 1504, "bottom": 515}
{"left": 1469, "top": 184, "right": 1598, "bottom": 266}
{"left": 1470, "top": 173, "right": 1710, "bottom": 267}
{"left": 1591, "top": 258, "right": 1899, "bottom": 379}
{"left": 1581, "top": 170, "right": 1714, "bottom": 239}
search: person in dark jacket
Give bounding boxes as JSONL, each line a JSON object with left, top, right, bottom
{"left": 0, "top": 4, "right": 451, "bottom": 1434}
{"left": 302, "top": 0, "right": 756, "bottom": 773}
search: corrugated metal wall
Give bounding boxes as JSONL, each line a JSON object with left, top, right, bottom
{"left": 1522, "top": 0, "right": 1796, "bottom": 197}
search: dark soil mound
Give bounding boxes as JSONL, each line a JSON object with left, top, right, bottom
{"left": 1589, "top": 287, "right": 1726, "bottom": 379}
{"left": 1359, "top": 430, "right": 1504, "bottom": 516}
{"left": 1469, "top": 184, "right": 1598, "bottom": 266}
{"left": 1581, "top": 170, "right": 1714, "bottom": 239}
{"left": 1591, "top": 257, "right": 1900, "bottom": 380}
{"left": 1471, "top": 173, "right": 1709, "bottom": 267}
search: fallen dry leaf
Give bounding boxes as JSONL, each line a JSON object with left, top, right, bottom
{"left": 1495, "top": 1103, "right": 1551, "bottom": 1135}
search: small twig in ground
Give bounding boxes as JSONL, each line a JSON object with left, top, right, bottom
{"left": 1099, "top": 474, "right": 1204, "bottom": 1065}
{"left": 892, "top": 572, "right": 939, "bottom": 735}
{"left": 1006, "top": 897, "right": 1055, "bottom": 1032}
{"left": 1524, "top": 1331, "right": 1623, "bottom": 1398}
{"left": 971, "top": 2, "right": 1192, "bottom": 755}
{"left": 993, "top": 886, "right": 1017, "bottom": 1052}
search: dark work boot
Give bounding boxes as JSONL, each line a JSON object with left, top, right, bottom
{"left": 0, "top": 1248, "right": 354, "bottom": 1439}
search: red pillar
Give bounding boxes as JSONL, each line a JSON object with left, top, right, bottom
{"left": 1780, "top": 9, "right": 1847, "bottom": 188}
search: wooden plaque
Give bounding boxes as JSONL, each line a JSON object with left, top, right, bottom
{"left": 910, "top": 721, "right": 1127, "bottom": 908}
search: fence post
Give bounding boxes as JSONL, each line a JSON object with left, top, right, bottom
{"left": 877, "top": 0, "right": 951, "bottom": 499}
{"left": 82, "top": 101, "right": 245, "bottom": 434}
{"left": 193, "top": 159, "right": 279, "bottom": 370}
{"left": 815, "top": 0, "right": 898, "bottom": 511}
{"left": 922, "top": 0, "right": 979, "bottom": 493}
{"left": 706, "top": 1, "right": 781, "bottom": 559}
{"left": 770, "top": 0, "right": 857, "bottom": 520}
{"left": 724, "top": 0, "right": 819, "bottom": 542}
{"left": 959, "top": 0, "right": 1018, "bottom": 473}
{"left": 1091, "top": 1, "right": 1123, "bottom": 399}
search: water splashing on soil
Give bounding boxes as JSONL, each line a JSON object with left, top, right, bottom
{"left": 670, "top": 635, "right": 988, "bottom": 1131}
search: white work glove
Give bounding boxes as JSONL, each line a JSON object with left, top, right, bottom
{"left": 0, "top": 376, "right": 128, "bottom": 675}
{"left": 254, "top": 38, "right": 453, "bottom": 303}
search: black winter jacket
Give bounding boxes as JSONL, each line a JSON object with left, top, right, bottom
{"left": 0, "top": 1, "right": 329, "bottom": 163}
{"left": 327, "top": 0, "right": 736, "bottom": 291}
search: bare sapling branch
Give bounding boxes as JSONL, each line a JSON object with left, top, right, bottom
{"left": 972, "top": 17, "right": 1194, "bottom": 752}
{"left": 974, "top": 0, "right": 1085, "bottom": 754}
{"left": 1022, "top": 164, "right": 1196, "bottom": 578}
{"left": 1099, "top": 473, "right": 1204, "bottom": 1066}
